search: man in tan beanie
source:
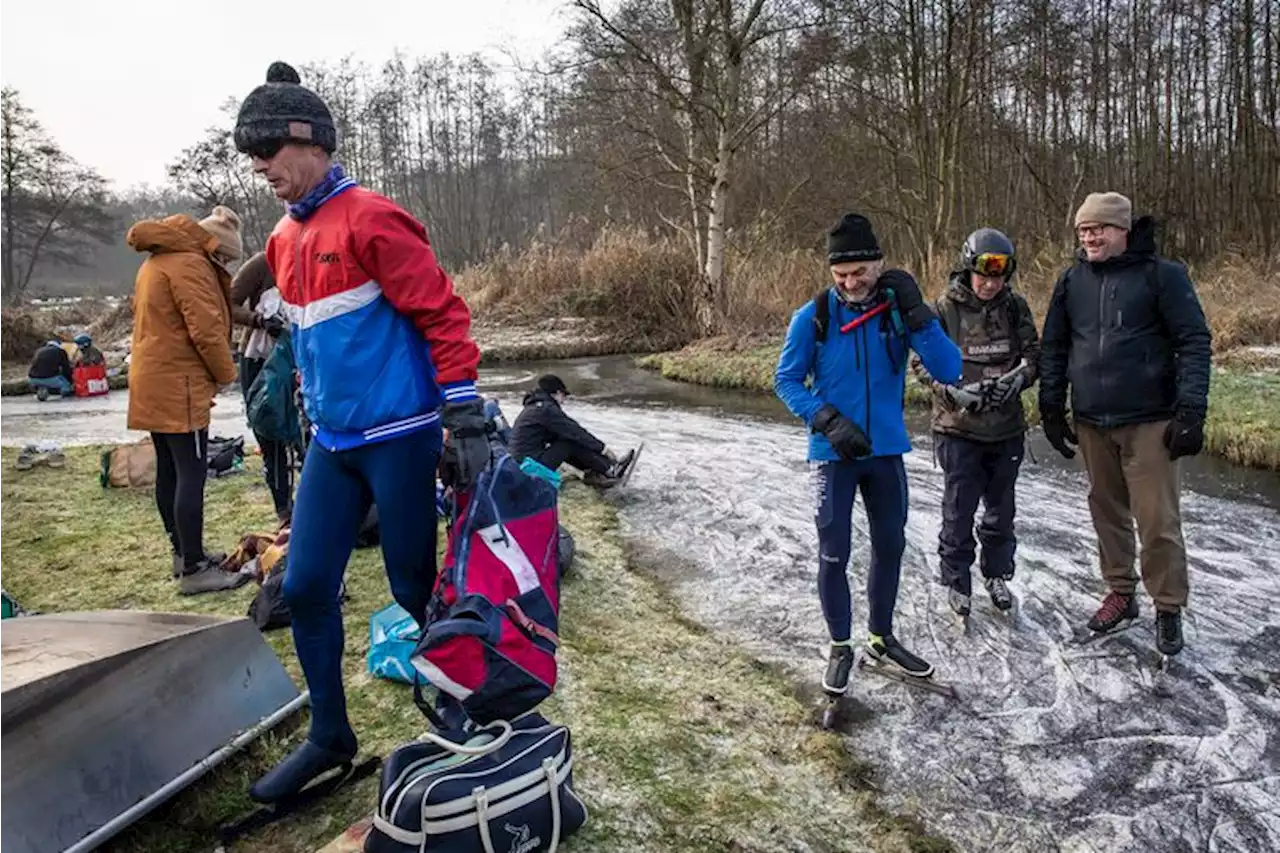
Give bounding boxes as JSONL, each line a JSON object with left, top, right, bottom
{"left": 1039, "top": 192, "right": 1211, "bottom": 660}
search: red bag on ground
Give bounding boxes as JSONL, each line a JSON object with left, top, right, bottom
{"left": 73, "top": 364, "right": 109, "bottom": 397}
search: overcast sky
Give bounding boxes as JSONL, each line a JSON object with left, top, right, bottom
{"left": 1, "top": 0, "right": 572, "bottom": 189}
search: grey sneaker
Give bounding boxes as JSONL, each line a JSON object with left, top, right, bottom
{"left": 178, "top": 561, "right": 250, "bottom": 596}
{"left": 172, "top": 551, "right": 227, "bottom": 578}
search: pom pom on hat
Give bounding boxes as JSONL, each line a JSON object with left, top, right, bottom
{"left": 266, "top": 61, "right": 301, "bottom": 84}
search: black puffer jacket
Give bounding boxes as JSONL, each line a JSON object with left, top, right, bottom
{"left": 1039, "top": 216, "right": 1211, "bottom": 428}
{"left": 508, "top": 389, "right": 605, "bottom": 461}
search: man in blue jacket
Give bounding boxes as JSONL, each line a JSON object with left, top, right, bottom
{"left": 776, "top": 213, "right": 963, "bottom": 695}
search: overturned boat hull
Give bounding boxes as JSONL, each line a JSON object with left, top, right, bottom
{"left": 2, "top": 610, "right": 302, "bottom": 853}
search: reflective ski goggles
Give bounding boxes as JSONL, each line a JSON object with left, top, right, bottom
{"left": 971, "top": 253, "right": 1012, "bottom": 277}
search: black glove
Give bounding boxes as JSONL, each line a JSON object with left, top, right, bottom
{"left": 878, "top": 268, "right": 934, "bottom": 332}
{"left": 442, "top": 399, "right": 491, "bottom": 488}
{"left": 812, "top": 404, "right": 872, "bottom": 461}
{"left": 1041, "top": 406, "right": 1078, "bottom": 459}
{"left": 261, "top": 316, "right": 285, "bottom": 338}
{"left": 1163, "top": 411, "right": 1204, "bottom": 460}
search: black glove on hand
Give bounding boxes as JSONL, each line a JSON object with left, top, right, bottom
{"left": 1163, "top": 411, "right": 1205, "bottom": 460}
{"left": 1041, "top": 406, "right": 1078, "bottom": 459}
{"left": 812, "top": 404, "right": 872, "bottom": 461}
{"left": 442, "top": 399, "right": 491, "bottom": 488}
{"left": 878, "top": 268, "right": 934, "bottom": 332}
{"left": 262, "top": 316, "right": 285, "bottom": 338}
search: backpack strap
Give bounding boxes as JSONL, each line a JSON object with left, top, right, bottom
{"left": 812, "top": 287, "right": 831, "bottom": 344}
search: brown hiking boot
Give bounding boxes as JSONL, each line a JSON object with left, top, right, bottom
{"left": 1087, "top": 591, "right": 1138, "bottom": 633}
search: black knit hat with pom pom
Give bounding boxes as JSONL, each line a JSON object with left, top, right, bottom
{"left": 234, "top": 62, "right": 337, "bottom": 154}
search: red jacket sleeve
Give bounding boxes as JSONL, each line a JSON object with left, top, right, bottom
{"left": 351, "top": 196, "right": 481, "bottom": 393}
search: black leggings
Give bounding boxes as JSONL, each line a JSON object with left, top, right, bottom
{"left": 152, "top": 430, "right": 208, "bottom": 568}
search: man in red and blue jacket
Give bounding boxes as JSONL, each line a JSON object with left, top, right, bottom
{"left": 234, "top": 61, "right": 487, "bottom": 802}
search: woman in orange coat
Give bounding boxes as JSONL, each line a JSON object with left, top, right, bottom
{"left": 126, "top": 205, "right": 248, "bottom": 595}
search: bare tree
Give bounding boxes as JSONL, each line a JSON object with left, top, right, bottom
{"left": 1, "top": 88, "right": 115, "bottom": 306}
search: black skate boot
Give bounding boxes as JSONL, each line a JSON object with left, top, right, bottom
{"left": 1087, "top": 591, "right": 1138, "bottom": 634}
{"left": 948, "top": 588, "right": 971, "bottom": 617}
{"left": 1156, "top": 610, "right": 1183, "bottom": 656}
{"left": 985, "top": 577, "right": 1013, "bottom": 612}
{"left": 822, "top": 641, "right": 856, "bottom": 695}
{"left": 865, "top": 634, "right": 934, "bottom": 679}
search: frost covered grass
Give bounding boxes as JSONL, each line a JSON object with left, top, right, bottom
{"left": 1, "top": 447, "right": 953, "bottom": 853}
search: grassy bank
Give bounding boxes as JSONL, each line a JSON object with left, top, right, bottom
{"left": 0, "top": 448, "right": 952, "bottom": 853}
{"left": 638, "top": 339, "right": 1280, "bottom": 471}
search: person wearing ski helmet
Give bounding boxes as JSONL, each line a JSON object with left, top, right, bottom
{"left": 233, "top": 61, "right": 483, "bottom": 806}
{"left": 775, "top": 213, "right": 963, "bottom": 697}
{"left": 911, "top": 228, "right": 1040, "bottom": 620}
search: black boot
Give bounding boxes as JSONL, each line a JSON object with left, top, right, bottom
{"left": 822, "top": 641, "right": 856, "bottom": 695}
{"left": 985, "top": 577, "right": 1013, "bottom": 612}
{"left": 1087, "top": 591, "right": 1138, "bottom": 633}
{"left": 249, "top": 739, "right": 357, "bottom": 804}
{"left": 865, "top": 635, "right": 934, "bottom": 678}
{"left": 948, "top": 588, "right": 971, "bottom": 617}
{"left": 1156, "top": 610, "right": 1184, "bottom": 656}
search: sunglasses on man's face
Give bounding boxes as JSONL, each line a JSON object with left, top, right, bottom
{"left": 244, "top": 140, "right": 286, "bottom": 161}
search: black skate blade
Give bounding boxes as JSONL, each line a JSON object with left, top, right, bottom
{"left": 218, "top": 756, "right": 380, "bottom": 843}
{"left": 856, "top": 654, "right": 958, "bottom": 698}
{"left": 1067, "top": 619, "right": 1136, "bottom": 649}
{"left": 619, "top": 442, "right": 645, "bottom": 488}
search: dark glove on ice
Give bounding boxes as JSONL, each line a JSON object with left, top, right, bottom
{"left": 442, "top": 399, "right": 491, "bottom": 488}
{"left": 1041, "top": 406, "right": 1078, "bottom": 460}
{"left": 1163, "top": 411, "right": 1204, "bottom": 460}
{"left": 878, "top": 268, "right": 934, "bottom": 333}
{"left": 812, "top": 404, "right": 872, "bottom": 462}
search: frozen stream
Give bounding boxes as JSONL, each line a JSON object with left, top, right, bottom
{"left": 3, "top": 356, "right": 1278, "bottom": 852}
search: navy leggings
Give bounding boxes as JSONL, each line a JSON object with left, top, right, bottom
{"left": 813, "top": 455, "right": 909, "bottom": 641}
{"left": 285, "top": 428, "right": 441, "bottom": 753}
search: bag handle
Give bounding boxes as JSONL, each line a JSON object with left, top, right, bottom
{"left": 419, "top": 719, "right": 514, "bottom": 756}
{"left": 475, "top": 757, "right": 563, "bottom": 853}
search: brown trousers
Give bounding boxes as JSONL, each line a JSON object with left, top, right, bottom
{"left": 1076, "top": 420, "right": 1188, "bottom": 612}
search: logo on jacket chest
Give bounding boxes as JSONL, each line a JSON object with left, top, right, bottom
{"left": 963, "top": 341, "right": 1011, "bottom": 358}
{"left": 314, "top": 251, "right": 341, "bottom": 264}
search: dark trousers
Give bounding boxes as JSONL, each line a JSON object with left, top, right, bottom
{"left": 535, "top": 438, "right": 612, "bottom": 475}
{"left": 813, "top": 455, "right": 909, "bottom": 641}
{"left": 285, "top": 428, "right": 441, "bottom": 752}
{"left": 241, "top": 357, "right": 295, "bottom": 517}
{"left": 936, "top": 433, "right": 1025, "bottom": 595}
{"left": 151, "top": 430, "right": 209, "bottom": 569}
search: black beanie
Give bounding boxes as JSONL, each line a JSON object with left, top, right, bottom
{"left": 827, "top": 214, "right": 883, "bottom": 264}
{"left": 537, "top": 374, "right": 570, "bottom": 396}
{"left": 234, "top": 62, "right": 337, "bottom": 155}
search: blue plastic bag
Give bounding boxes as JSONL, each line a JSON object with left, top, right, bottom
{"left": 367, "top": 602, "right": 424, "bottom": 684}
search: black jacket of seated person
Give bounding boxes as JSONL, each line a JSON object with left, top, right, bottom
{"left": 508, "top": 388, "right": 612, "bottom": 475}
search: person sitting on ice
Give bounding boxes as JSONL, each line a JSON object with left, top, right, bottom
{"left": 73, "top": 333, "right": 106, "bottom": 367}
{"left": 27, "top": 340, "right": 74, "bottom": 399}
{"left": 509, "top": 374, "right": 637, "bottom": 488}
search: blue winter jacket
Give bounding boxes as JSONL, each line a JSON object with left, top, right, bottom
{"left": 776, "top": 288, "right": 963, "bottom": 461}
